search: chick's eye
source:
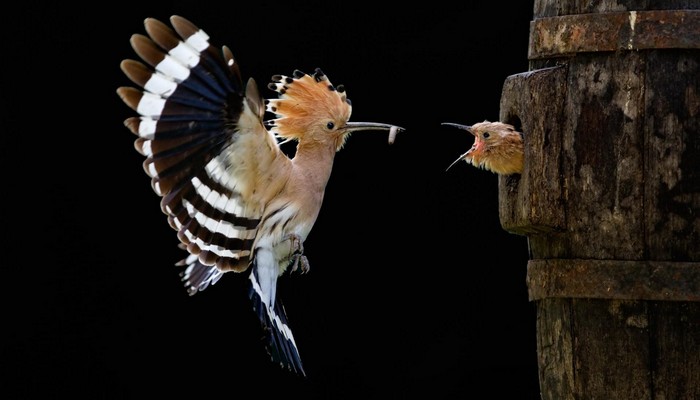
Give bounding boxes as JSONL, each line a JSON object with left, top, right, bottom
{"left": 482, "top": 132, "right": 490, "bottom": 139}
{"left": 326, "top": 122, "right": 335, "bottom": 130}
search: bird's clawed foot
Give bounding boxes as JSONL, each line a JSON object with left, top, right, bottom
{"left": 287, "top": 234, "right": 310, "bottom": 274}
{"left": 290, "top": 253, "right": 310, "bottom": 274}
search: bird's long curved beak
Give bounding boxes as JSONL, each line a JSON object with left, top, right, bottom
{"left": 343, "top": 122, "right": 405, "bottom": 144}
{"left": 443, "top": 123, "right": 476, "bottom": 171}
{"left": 441, "top": 122, "right": 474, "bottom": 135}
{"left": 446, "top": 150, "right": 472, "bottom": 171}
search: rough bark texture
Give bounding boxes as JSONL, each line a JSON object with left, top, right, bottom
{"left": 498, "top": 1, "right": 700, "bottom": 399}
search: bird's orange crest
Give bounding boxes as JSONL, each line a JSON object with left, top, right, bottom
{"left": 265, "top": 68, "right": 352, "bottom": 147}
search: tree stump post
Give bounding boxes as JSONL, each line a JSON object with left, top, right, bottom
{"left": 498, "top": 2, "right": 700, "bottom": 399}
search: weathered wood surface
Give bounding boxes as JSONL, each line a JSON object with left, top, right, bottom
{"left": 501, "top": 50, "right": 699, "bottom": 260}
{"left": 498, "top": 1, "right": 700, "bottom": 399}
{"left": 532, "top": 0, "right": 700, "bottom": 17}
{"left": 527, "top": 260, "right": 700, "bottom": 301}
{"left": 498, "top": 65, "right": 567, "bottom": 236}
{"left": 536, "top": 299, "right": 700, "bottom": 400}
{"left": 530, "top": 10, "right": 700, "bottom": 59}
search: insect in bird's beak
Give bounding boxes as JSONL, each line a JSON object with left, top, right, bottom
{"left": 442, "top": 122, "right": 476, "bottom": 171}
{"left": 342, "top": 122, "right": 405, "bottom": 144}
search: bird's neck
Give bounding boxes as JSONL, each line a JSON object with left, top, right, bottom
{"left": 292, "top": 140, "right": 337, "bottom": 189}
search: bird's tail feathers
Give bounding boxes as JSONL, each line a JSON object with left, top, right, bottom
{"left": 248, "top": 265, "right": 306, "bottom": 376}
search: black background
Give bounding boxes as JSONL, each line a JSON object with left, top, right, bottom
{"left": 4, "top": 1, "right": 539, "bottom": 398}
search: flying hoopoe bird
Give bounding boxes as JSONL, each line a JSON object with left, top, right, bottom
{"left": 442, "top": 121, "right": 524, "bottom": 175}
{"left": 117, "top": 15, "right": 404, "bottom": 376}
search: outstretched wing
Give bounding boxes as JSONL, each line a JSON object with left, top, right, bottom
{"left": 117, "top": 16, "right": 290, "bottom": 283}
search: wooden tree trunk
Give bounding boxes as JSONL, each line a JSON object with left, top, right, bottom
{"left": 498, "top": 1, "right": 700, "bottom": 399}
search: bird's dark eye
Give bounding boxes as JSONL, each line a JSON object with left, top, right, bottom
{"left": 483, "top": 132, "right": 490, "bottom": 139}
{"left": 327, "top": 122, "right": 335, "bottom": 130}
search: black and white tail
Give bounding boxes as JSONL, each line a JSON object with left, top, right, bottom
{"left": 249, "top": 265, "right": 305, "bottom": 376}
{"left": 175, "top": 250, "right": 305, "bottom": 375}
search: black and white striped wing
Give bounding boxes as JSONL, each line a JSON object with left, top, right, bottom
{"left": 117, "top": 16, "right": 284, "bottom": 291}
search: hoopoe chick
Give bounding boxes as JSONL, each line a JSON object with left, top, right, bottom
{"left": 442, "top": 121, "right": 524, "bottom": 175}
{"left": 116, "top": 15, "right": 404, "bottom": 376}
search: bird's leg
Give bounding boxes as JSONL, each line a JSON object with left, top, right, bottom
{"left": 285, "top": 234, "right": 310, "bottom": 274}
